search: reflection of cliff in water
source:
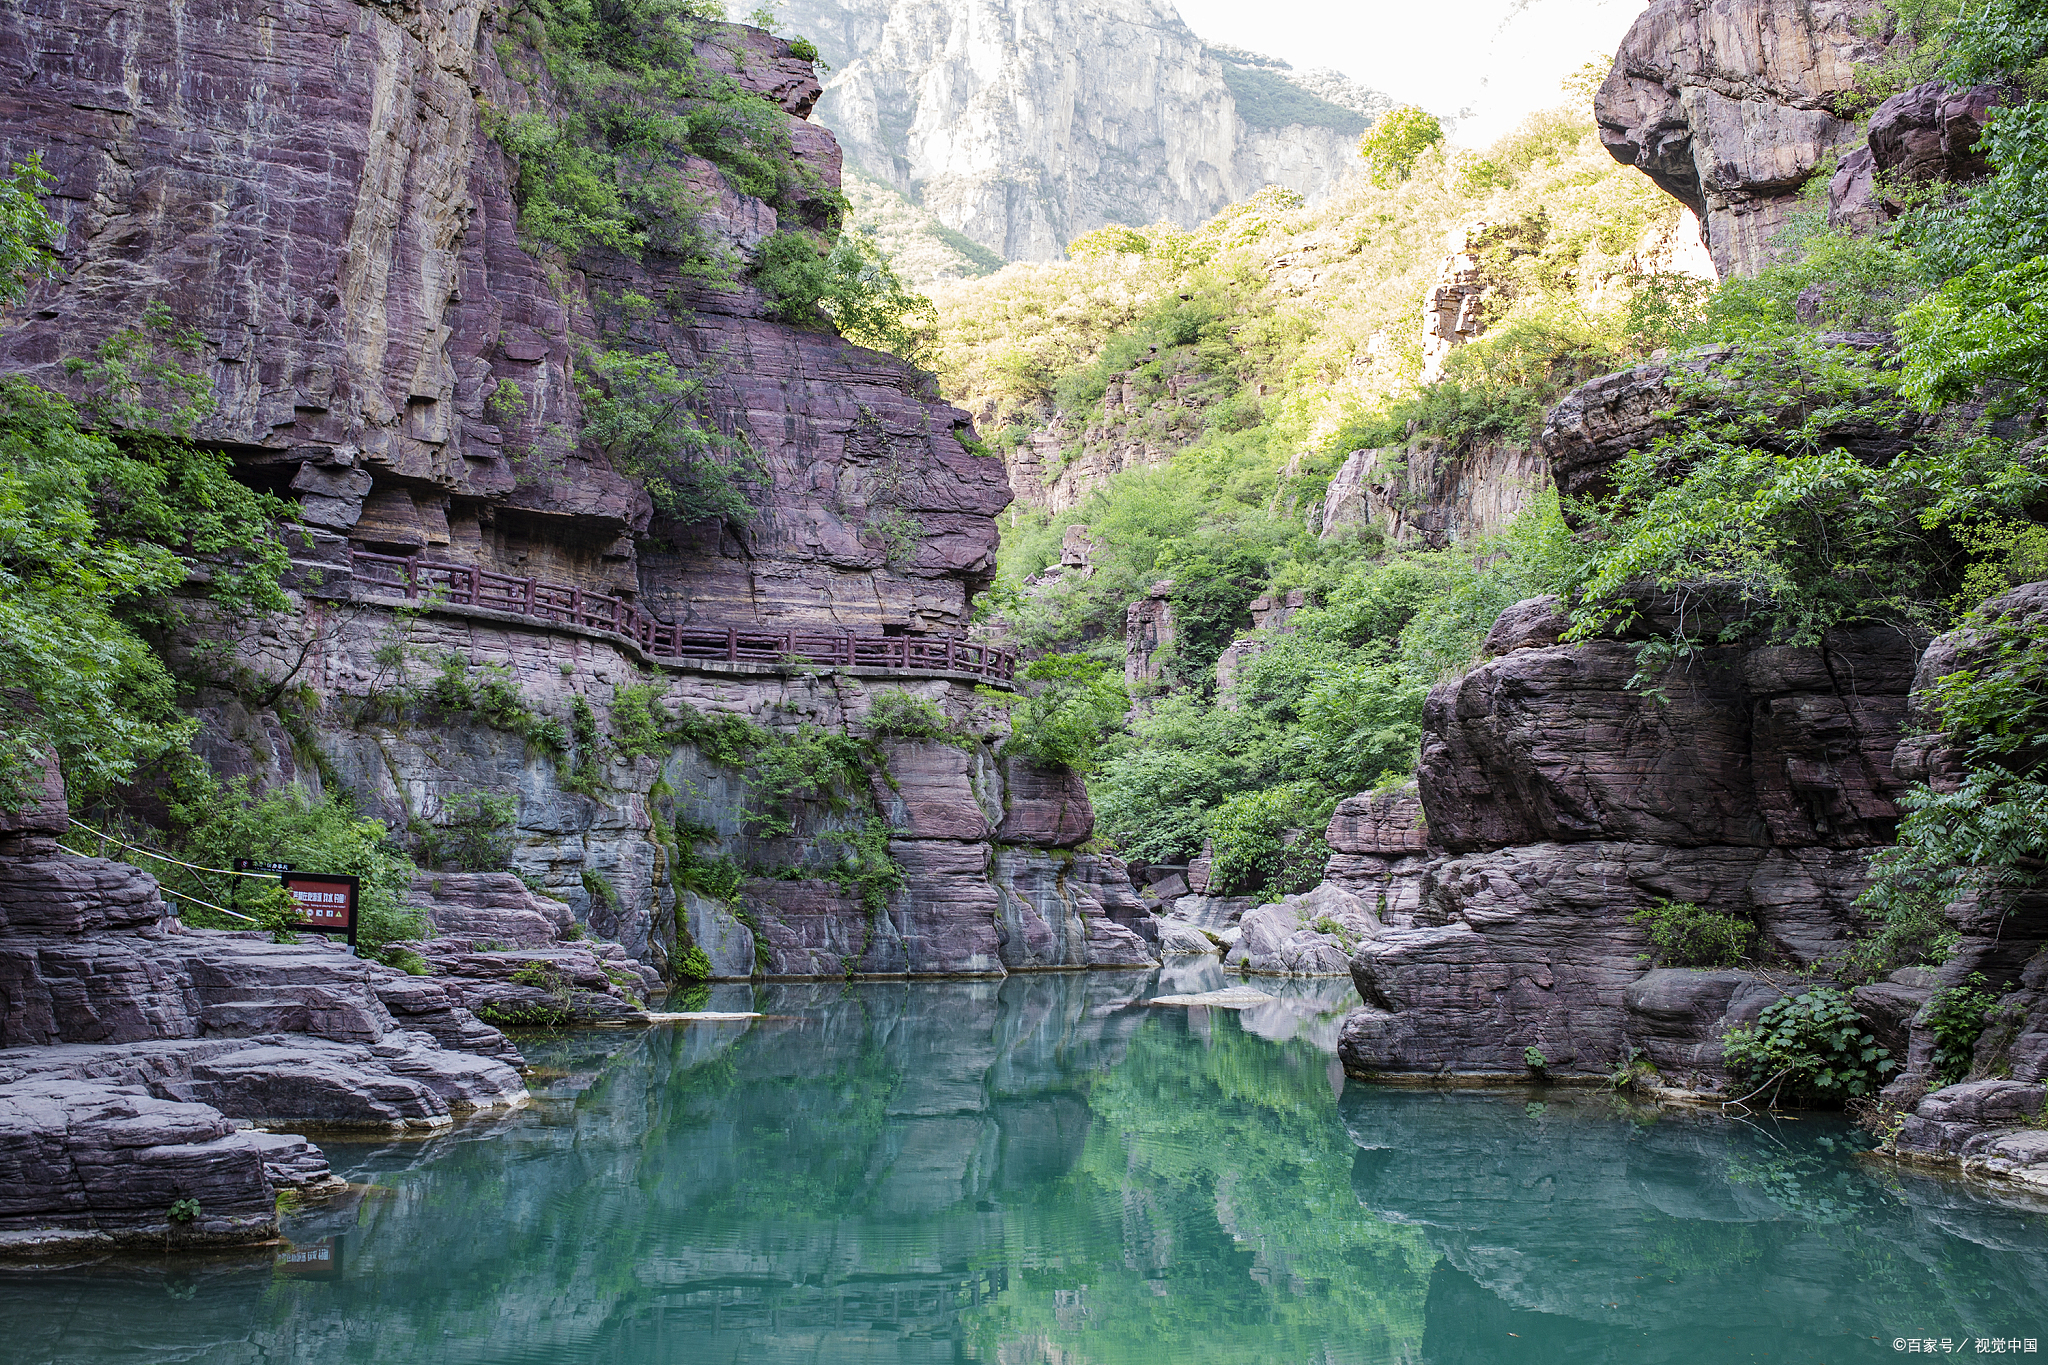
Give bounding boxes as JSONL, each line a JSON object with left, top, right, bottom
{"left": 1345, "top": 1090, "right": 2048, "bottom": 1362}
{"left": 6, "top": 971, "right": 1414, "bottom": 1365}
{"left": 17, "top": 975, "right": 2048, "bottom": 1365}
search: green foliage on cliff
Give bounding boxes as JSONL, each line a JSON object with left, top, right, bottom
{"left": 995, "top": 654, "right": 1130, "bottom": 774}
{"left": 576, "top": 345, "right": 762, "bottom": 524}
{"left": 492, "top": 0, "right": 821, "bottom": 267}
{"left": 754, "top": 229, "right": 937, "bottom": 364}
{"left": 0, "top": 171, "right": 298, "bottom": 810}
{"left": 1630, "top": 899, "right": 1756, "bottom": 969}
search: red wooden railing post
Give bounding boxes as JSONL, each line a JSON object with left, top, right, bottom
{"left": 405, "top": 555, "right": 419, "bottom": 599}
{"left": 726, "top": 627, "right": 737, "bottom": 663}
{"left": 568, "top": 587, "right": 582, "bottom": 627}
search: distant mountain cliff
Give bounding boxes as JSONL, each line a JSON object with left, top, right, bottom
{"left": 767, "top": 0, "right": 1389, "bottom": 262}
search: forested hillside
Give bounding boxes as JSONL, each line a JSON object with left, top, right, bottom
{"left": 939, "top": 3, "right": 2048, "bottom": 953}
{"left": 931, "top": 80, "right": 1695, "bottom": 889}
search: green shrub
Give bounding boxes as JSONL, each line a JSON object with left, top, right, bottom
{"left": 153, "top": 776, "right": 426, "bottom": 958}
{"left": 1629, "top": 899, "right": 1756, "bottom": 968}
{"left": 1925, "top": 971, "right": 2007, "bottom": 1087}
{"left": 1523, "top": 1046, "right": 1548, "bottom": 1072}
{"left": 675, "top": 944, "right": 714, "bottom": 981}
{"left": 611, "top": 682, "right": 675, "bottom": 759}
{"left": 753, "top": 230, "right": 937, "bottom": 364}
{"left": 816, "top": 816, "right": 905, "bottom": 914}
{"left": 416, "top": 793, "right": 518, "bottom": 873}
{"left": 581, "top": 867, "right": 621, "bottom": 914}
{"left": 0, "top": 298, "right": 296, "bottom": 809}
{"left": 1205, "top": 783, "right": 1333, "bottom": 898}
{"left": 672, "top": 820, "right": 745, "bottom": 901}
{"left": 489, "top": 0, "right": 797, "bottom": 268}
{"left": 1859, "top": 610, "right": 2048, "bottom": 969}
{"left": 1358, "top": 105, "right": 1443, "bottom": 187}
{"left": 864, "top": 689, "right": 955, "bottom": 741}
{"left": 577, "top": 347, "right": 761, "bottom": 525}
{"left": 999, "top": 653, "right": 1129, "bottom": 773}
{"left": 1722, "top": 988, "right": 1897, "bottom": 1105}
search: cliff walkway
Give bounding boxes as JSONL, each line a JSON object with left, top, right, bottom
{"left": 347, "top": 547, "right": 1018, "bottom": 683}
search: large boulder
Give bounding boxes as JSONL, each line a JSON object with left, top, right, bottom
{"left": 1623, "top": 967, "right": 1787, "bottom": 1091}
{"left": 1830, "top": 81, "right": 2011, "bottom": 229}
{"left": 1320, "top": 784, "right": 1432, "bottom": 922}
{"left": 1226, "top": 884, "right": 1379, "bottom": 976}
{"left": 408, "top": 872, "right": 573, "bottom": 947}
{"left": 994, "top": 757, "right": 1094, "bottom": 848}
{"left": 1596, "top": 0, "right": 1890, "bottom": 276}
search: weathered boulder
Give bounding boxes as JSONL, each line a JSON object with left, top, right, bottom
{"left": 1596, "top": 0, "right": 1890, "bottom": 276}
{"left": 1156, "top": 921, "right": 1220, "bottom": 956}
{"left": 991, "top": 848, "right": 1156, "bottom": 971}
{"left": 869, "top": 741, "right": 997, "bottom": 842}
{"left": 678, "top": 889, "right": 759, "bottom": 980}
{"left": 1418, "top": 623, "right": 1919, "bottom": 854}
{"left": 1830, "top": 81, "right": 2010, "bottom": 229}
{"left": 409, "top": 872, "right": 572, "bottom": 947}
{"left": 1539, "top": 348, "right": 1927, "bottom": 516}
{"left": 1226, "top": 883, "right": 1380, "bottom": 976}
{"left": 1319, "top": 440, "right": 1551, "bottom": 548}
{"left": 1623, "top": 967, "right": 1787, "bottom": 1091}
{"left": 1480, "top": 595, "right": 1567, "bottom": 657}
{"left": 1851, "top": 967, "right": 1938, "bottom": 1062}
{"left": 0, "top": 1078, "right": 298, "bottom": 1255}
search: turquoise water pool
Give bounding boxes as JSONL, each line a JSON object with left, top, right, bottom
{"left": 10, "top": 970, "right": 2048, "bottom": 1363}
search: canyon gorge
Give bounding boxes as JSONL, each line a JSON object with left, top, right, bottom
{"left": 0, "top": 0, "right": 2046, "bottom": 1325}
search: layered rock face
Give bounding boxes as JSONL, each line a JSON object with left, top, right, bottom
{"left": 0, "top": 757, "right": 527, "bottom": 1253}
{"left": 1333, "top": 351, "right": 1941, "bottom": 1084}
{"left": 1597, "top": 0, "right": 1891, "bottom": 276}
{"left": 184, "top": 597, "right": 1155, "bottom": 981}
{"left": 776, "top": 0, "right": 1377, "bottom": 261}
{"left": 0, "top": 0, "right": 1008, "bottom": 633}
{"left": 1319, "top": 441, "right": 1551, "bottom": 549}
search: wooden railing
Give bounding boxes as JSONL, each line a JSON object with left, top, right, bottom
{"left": 347, "top": 547, "right": 1017, "bottom": 683}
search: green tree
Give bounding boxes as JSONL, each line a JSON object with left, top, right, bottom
{"left": 576, "top": 345, "right": 762, "bottom": 524}
{"left": 0, "top": 170, "right": 297, "bottom": 808}
{"left": 1358, "top": 105, "right": 1444, "bottom": 187}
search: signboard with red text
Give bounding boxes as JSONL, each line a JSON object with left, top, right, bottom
{"left": 280, "top": 873, "right": 358, "bottom": 946}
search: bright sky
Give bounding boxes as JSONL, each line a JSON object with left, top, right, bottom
{"left": 1168, "top": 0, "right": 1650, "bottom": 147}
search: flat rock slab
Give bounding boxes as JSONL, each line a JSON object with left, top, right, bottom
{"left": 1146, "top": 988, "right": 1276, "bottom": 1009}
{"left": 636, "top": 1012, "right": 763, "bottom": 1023}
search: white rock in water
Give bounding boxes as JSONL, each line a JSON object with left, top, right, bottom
{"left": 1145, "top": 987, "right": 1276, "bottom": 1009}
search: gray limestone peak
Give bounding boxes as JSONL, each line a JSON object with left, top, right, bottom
{"left": 770, "top": 0, "right": 1384, "bottom": 260}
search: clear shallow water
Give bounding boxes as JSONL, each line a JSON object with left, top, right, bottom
{"left": 10, "top": 968, "right": 2048, "bottom": 1365}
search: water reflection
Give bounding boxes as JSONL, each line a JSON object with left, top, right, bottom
{"left": 4, "top": 971, "right": 2047, "bottom": 1365}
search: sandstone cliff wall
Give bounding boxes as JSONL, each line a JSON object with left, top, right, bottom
{"left": 0, "top": 0, "right": 1009, "bottom": 633}
{"left": 0, "top": 0, "right": 1150, "bottom": 984}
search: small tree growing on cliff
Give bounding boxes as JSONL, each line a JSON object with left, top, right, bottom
{"left": 576, "top": 345, "right": 762, "bottom": 526}
{"left": 1358, "top": 106, "right": 1444, "bottom": 188}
